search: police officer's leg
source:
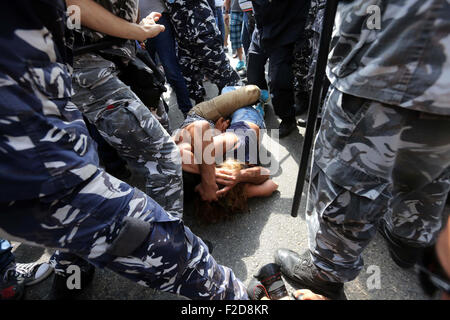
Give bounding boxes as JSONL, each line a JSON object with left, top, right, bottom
{"left": 177, "top": 45, "right": 206, "bottom": 104}
{"left": 308, "top": 92, "right": 450, "bottom": 280}
{"left": 0, "top": 169, "right": 248, "bottom": 300}
{"left": 72, "top": 54, "right": 183, "bottom": 219}
{"left": 305, "top": 165, "right": 390, "bottom": 284}
{"left": 386, "top": 169, "right": 450, "bottom": 248}
{"left": 277, "top": 88, "right": 450, "bottom": 297}
{"left": 247, "top": 28, "right": 269, "bottom": 92}
{"left": 166, "top": 0, "right": 239, "bottom": 97}
{"left": 379, "top": 169, "right": 450, "bottom": 268}
{"left": 50, "top": 55, "right": 184, "bottom": 285}
{"left": 379, "top": 109, "right": 450, "bottom": 267}
{"left": 268, "top": 43, "right": 297, "bottom": 137}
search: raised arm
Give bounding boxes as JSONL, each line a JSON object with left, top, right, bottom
{"left": 66, "top": 0, "right": 165, "bottom": 41}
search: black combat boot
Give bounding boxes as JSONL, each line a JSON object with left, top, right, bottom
{"left": 278, "top": 119, "right": 297, "bottom": 138}
{"left": 47, "top": 264, "right": 95, "bottom": 300}
{"left": 378, "top": 219, "right": 425, "bottom": 269}
{"left": 274, "top": 249, "right": 346, "bottom": 300}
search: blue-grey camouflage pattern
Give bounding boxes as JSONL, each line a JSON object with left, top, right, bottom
{"left": 293, "top": 0, "right": 326, "bottom": 99}
{"left": 52, "top": 0, "right": 184, "bottom": 276}
{"left": 306, "top": 87, "right": 450, "bottom": 283}
{"left": 327, "top": 0, "right": 450, "bottom": 116}
{"left": 0, "top": 0, "right": 248, "bottom": 300}
{"left": 305, "top": 0, "right": 450, "bottom": 283}
{"left": 163, "top": 0, "right": 240, "bottom": 102}
{"left": 70, "top": 52, "right": 183, "bottom": 219}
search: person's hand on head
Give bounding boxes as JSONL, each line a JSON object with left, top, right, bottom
{"left": 137, "top": 12, "right": 165, "bottom": 41}
{"left": 215, "top": 167, "right": 241, "bottom": 188}
{"left": 195, "top": 182, "right": 219, "bottom": 202}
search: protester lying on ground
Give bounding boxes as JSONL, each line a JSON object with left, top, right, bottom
{"left": 173, "top": 86, "right": 278, "bottom": 221}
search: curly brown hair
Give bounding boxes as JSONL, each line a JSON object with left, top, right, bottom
{"left": 195, "top": 159, "right": 249, "bottom": 224}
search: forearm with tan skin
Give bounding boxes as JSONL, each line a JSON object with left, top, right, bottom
{"left": 66, "top": 0, "right": 165, "bottom": 42}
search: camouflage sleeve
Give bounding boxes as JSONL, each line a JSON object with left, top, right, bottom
{"left": 327, "top": 0, "right": 450, "bottom": 116}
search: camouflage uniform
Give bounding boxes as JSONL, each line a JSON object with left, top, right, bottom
{"left": 163, "top": 0, "right": 240, "bottom": 102}
{"left": 50, "top": 0, "right": 184, "bottom": 275}
{"left": 306, "top": 0, "right": 450, "bottom": 283}
{"left": 293, "top": 0, "right": 326, "bottom": 104}
{"left": 0, "top": 0, "right": 248, "bottom": 299}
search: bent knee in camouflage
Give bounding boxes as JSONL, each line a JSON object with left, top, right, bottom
{"left": 307, "top": 87, "right": 450, "bottom": 283}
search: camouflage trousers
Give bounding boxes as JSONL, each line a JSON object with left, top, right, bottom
{"left": 164, "top": 0, "right": 240, "bottom": 102}
{"left": 0, "top": 169, "right": 248, "bottom": 300}
{"left": 51, "top": 53, "right": 183, "bottom": 275}
{"left": 293, "top": 0, "right": 326, "bottom": 106}
{"left": 306, "top": 86, "right": 450, "bottom": 283}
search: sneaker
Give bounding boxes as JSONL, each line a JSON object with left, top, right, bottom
{"left": 247, "top": 277, "right": 270, "bottom": 300}
{"left": 15, "top": 262, "right": 53, "bottom": 287}
{"left": 260, "top": 90, "right": 270, "bottom": 104}
{"left": 47, "top": 264, "right": 95, "bottom": 300}
{"left": 278, "top": 119, "right": 297, "bottom": 138}
{"left": 236, "top": 60, "right": 246, "bottom": 72}
{"left": 297, "top": 119, "right": 307, "bottom": 127}
{"left": 378, "top": 219, "right": 424, "bottom": 269}
{"left": 254, "top": 263, "right": 288, "bottom": 300}
{"left": 237, "top": 68, "right": 247, "bottom": 78}
{"left": 0, "top": 263, "right": 25, "bottom": 300}
{"left": 274, "top": 249, "right": 346, "bottom": 300}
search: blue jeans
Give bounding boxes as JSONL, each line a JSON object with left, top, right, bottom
{"left": 146, "top": 13, "right": 192, "bottom": 114}
{"left": 214, "top": 7, "right": 226, "bottom": 43}
{"left": 0, "top": 239, "right": 14, "bottom": 274}
{"left": 242, "top": 12, "right": 250, "bottom": 58}
{"left": 231, "top": 106, "right": 266, "bottom": 129}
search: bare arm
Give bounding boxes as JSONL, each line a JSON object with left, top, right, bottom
{"left": 224, "top": 0, "right": 231, "bottom": 12}
{"left": 66, "top": 0, "right": 165, "bottom": 41}
{"left": 245, "top": 179, "right": 278, "bottom": 198}
{"left": 239, "top": 166, "right": 270, "bottom": 185}
{"left": 216, "top": 166, "right": 270, "bottom": 187}
{"left": 185, "top": 121, "right": 220, "bottom": 202}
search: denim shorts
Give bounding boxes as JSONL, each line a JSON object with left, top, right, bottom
{"left": 222, "top": 86, "right": 266, "bottom": 129}
{"left": 231, "top": 106, "right": 266, "bottom": 129}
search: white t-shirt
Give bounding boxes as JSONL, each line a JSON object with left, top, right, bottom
{"left": 215, "top": 0, "right": 224, "bottom": 7}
